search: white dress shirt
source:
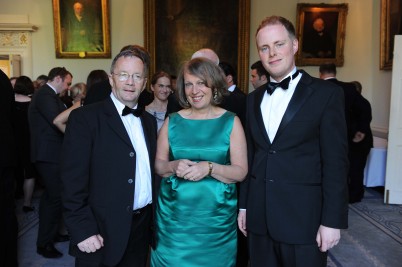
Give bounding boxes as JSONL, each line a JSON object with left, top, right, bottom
{"left": 111, "top": 93, "right": 152, "bottom": 210}
{"left": 261, "top": 68, "right": 302, "bottom": 142}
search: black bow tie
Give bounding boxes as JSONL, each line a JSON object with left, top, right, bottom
{"left": 266, "top": 70, "right": 300, "bottom": 95}
{"left": 122, "top": 106, "right": 143, "bottom": 117}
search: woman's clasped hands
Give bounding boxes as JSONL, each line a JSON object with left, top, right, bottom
{"left": 174, "top": 159, "right": 211, "bottom": 182}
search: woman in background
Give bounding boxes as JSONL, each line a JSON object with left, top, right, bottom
{"left": 145, "top": 71, "right": 172, "bottom": 132}
{"left": 14, "top": 76, "right": 37, "bottom": 212}
{"left": 53, "top": 82, "right": 86, "bottom": 133}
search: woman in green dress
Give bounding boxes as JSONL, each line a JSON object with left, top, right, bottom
{"left": 150, "top": 57, "right": 248, "bottom": 266}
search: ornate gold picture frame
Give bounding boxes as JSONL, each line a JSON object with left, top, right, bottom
{"left": 144, "top": 0, "right": 250, "bottom": 91}
{"left": 295, "top": 3, "right": 348, "bottom": 66}
{"left": 52, "top": 0, "right": 110, "bottom": 58}
{"left": 380, "top": 0, "right": 402, "bottom": 70}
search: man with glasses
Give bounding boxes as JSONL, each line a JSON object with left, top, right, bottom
{"left": 61, "top": 45, "right": 157, "bottom": 267}
{"left": 28, "top": 67, "right": 73, "bottom": 258}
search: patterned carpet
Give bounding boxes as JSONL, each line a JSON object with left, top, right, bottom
{"left": 328, "top": 188, "right": 402, "bottom": 267}
{"left": 16, "top": 196, "right": 39, "bottom": 238}
{"left": 17, "top": 188, "right": 402, "bottom": 266}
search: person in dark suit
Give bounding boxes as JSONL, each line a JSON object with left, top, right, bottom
{"left": 61, "top": 46, "right": 157, "bottom": 267}
{"left": 238, "top": 16, "right": 349, "bottom": 267}
{"left": 0, "top": 69, "right": 18, "bottom": 267}
{"left": 349, "top": 81, "right": 373, "bottom": 203}
{"left": 28, "top": 67, "right": 73, "bottom": 258}
{"left": 219, "top": 61, "right": 247, "bottom": 126}
{"left": 250, "top": 60, "right": 269, "bottom": 90}
{"left": 217, "top": 61, "right": 248, "bottom": 267}
{"left": 319, "top": 63, "right": 370, "bottom": 203}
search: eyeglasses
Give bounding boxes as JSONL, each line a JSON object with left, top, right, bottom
{"left": 112, "top": 72, "right": 144, "bottom": 83}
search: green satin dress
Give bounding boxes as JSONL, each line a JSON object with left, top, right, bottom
{"left": 151, "top": 111, "right": 238, "bottom": 267}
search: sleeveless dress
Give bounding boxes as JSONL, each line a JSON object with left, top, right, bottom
{"left": 151, "top": 111, "right": 238, "bottom": 267}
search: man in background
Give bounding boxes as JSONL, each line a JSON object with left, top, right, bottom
{"left": 319, "top": 63, "right": 369, "bottom": 203}
{"left": 219, "top": 61, "right": 247, "bottom": 126}
{"left": 29, "top": 67, "right": 72, "bottom": 258}
{"left": 250, "top": 60, "right": 269, "bottom": 90}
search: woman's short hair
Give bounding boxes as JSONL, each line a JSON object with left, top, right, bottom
{"left": 176, "top": 57, "right": 228, "bottom": 109}
{"left": 13, "top": 76, "right": 34, "bottom": 96}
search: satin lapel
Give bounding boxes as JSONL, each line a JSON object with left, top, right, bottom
{"left": 139, "top": 114, "right": 155, "bottom": 165}
{"left": 274, "top": 72, "right": 314, "bottom": 142}
{"left": 253, "top": 87, "right": 271, "bottom": 145}
{"left": 103, "top": 97, "right": 133, "bottom": 148}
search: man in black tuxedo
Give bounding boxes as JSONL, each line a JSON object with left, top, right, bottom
{"left": 0, "top": 69, "right": 18, "bottom": 267}
{"left": 319, "top": 63, "right": 370, "bottom": 203}
{"left": 218, "top": 61, "right": 247, "bottom": 126}
{"left": 61, "top": 46, "right": 157, "bottom": 267}
{"left": 238, "top": 16, "right": 348, "bottom": 267}
{"left": 28, "top": 67, "right": 73, "bottom": 258}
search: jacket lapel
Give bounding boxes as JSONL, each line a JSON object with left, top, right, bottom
{"left": 103, "top": 97, "right": 133, "bottom": 148}
{"left": 274, "top": 71, "right": 314, "bottom": 142}
{"left": 253, "top": 86, "right": 271, "bottom": 145}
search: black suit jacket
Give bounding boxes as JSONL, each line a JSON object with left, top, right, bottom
{"left": 61, "top": 97, "right": 157, "bottom": 266}
{"left": 220, "top": 86, "right": 247, "bottom": 126}
{"left": 326, "top": 78, "right": 368, "bottom": 142}
{"left": 28, "top": 84, "right": 66, "bottom": 163}
{"left": 240, "top": 71, "right": 348, "bottom": 244}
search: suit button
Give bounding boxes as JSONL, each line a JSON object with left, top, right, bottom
{"left": 269, "top": 150, "right": 276, "bottom": 154}
{"left": 268, "top": 179, "right": 274, "bottom": 182}
{"left": 129, "top": 152, "right": 135, "bottom": 157}
{"left": 128, "top": 179, "right": 133, "bottom": 184}
{"left": 126, "top": 206, "right": 131, "bottom": 212}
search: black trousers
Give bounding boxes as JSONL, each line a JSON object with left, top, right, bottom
{"left": 348, "top": 143, "right": 371, "bottom": 202}
{"left": 35, "top": 161, "right": 63, "bottom": 247}
{"left": 75, "top": 205, "right": 152, "bottom": 267}
{"left": 0, "top": 166, "right": 18, "bottom": 267}
{"left": 248, "top": 232, "right": 327, "bottom": 267}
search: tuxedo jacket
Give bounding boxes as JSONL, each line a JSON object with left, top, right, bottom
{"left": 240, "top": 70, "right": 349, "bottom": 245}
{"left": 28, "top": 84, "right": 66, "bottom": 163}
{"left": 220, "top": 86, "right": 247, "bottom": 126}
{"left": 61, "top": 97, "right": 157, "bottom": 266}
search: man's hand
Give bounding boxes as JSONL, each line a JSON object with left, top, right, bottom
{"left": 77, "top": 234, "right": 104, "bottom": 253}
{"left": 316, "top": 225, "right": 340, "bottom": 252}
{"left": 353, "top": 131, "right": 365, "bottom": 143}
{"left": 237, "top": 210, "right": 247, "bottom": 237}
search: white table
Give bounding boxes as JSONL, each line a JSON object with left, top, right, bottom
{"left": 363, "top": 137, "right": 388, "bottom": 187}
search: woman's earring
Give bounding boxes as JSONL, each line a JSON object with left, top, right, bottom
{"left": 213, "top": 89, "right": 218, "bottom": 101}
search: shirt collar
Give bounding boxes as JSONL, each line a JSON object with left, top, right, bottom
{"left": 46, "top": 83, "right": 58, "bottom": 94}
{"left": 110, "top": 92, "right": 138, "bottom": 116}
{"left": 228, "top": 84, "right": 236, "bottom": 92}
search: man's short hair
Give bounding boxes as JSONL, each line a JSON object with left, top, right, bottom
{"left": 319, "top": 63, "right": 337, "bottom": 75}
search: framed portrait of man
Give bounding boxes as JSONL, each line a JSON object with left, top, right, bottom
{"left": 52, "top": 0, "right": 110, "bottom": 58}
{"left": 295, "top": 3, "right": 348, "bottom": 66}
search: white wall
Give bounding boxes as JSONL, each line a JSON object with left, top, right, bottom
{"left": 0, "top": 0, "right": 392, "bottom": 133}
